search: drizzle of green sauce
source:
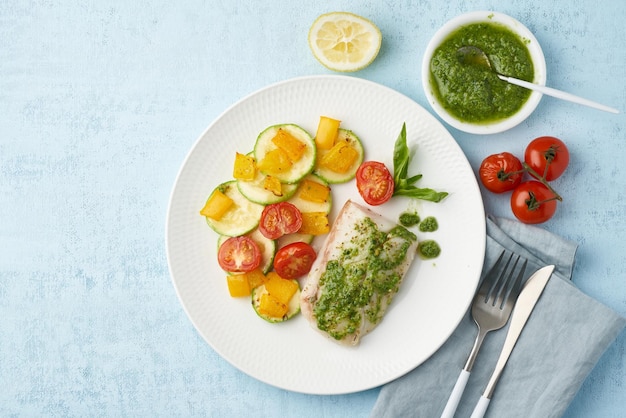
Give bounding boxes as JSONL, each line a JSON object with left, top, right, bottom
{"left": 399, "top": 211, "right": 420, "bottom": 227}
{"left": 418, "top": 240, "right": 441, "bottom": 259}
{"left": 419, "top": 216, "right": 439, "bottom": 232}
{"left": 313, "top": 217, "right": 417, "bottom": 340}
{"left": 429, "top": 22, "right": 534, "bottom": 123}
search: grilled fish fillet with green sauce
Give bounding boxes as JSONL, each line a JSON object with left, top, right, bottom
{"left": 301, "top": 200, "right": 418, "bottom": 345}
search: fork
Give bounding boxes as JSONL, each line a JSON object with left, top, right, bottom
{"left": 440, "top": 251, "right": 527, "bottom": 418}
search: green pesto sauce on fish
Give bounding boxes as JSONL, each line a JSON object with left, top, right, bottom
{"left": 313, "top": 217, "right": 417, "bottom": 340}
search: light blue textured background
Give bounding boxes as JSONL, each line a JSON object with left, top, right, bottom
{"left": 1, "top": 1, "right": 624, "bottom": 417}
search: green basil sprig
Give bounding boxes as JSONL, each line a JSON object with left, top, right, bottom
{"left": 392, "top": 123, "right": 448, "bottom": 203}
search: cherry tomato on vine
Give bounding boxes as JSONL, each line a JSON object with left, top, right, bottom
{"left": 273, "top": 242, "right": 317, "bottom": 279}
{"left": 355, "top": 161, "right": 394, "bottom": 206}
{"left": 218, "top": 236, "right": 262, "bottom": 273}
{"left": 524, "top": 136, "right": 570, "bottom": 181}
{"left": 478, "top": 152, "right": 524, "bottom": 193}
{"left": 510, "top": 181, "right": 558, "bottom": 224}
{"left": 259, "top": 202, "right": 303, "bottom": 240}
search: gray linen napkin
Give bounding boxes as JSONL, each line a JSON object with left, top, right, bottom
{"left": 370, "top": 215, "right": 626, "bottom": 418}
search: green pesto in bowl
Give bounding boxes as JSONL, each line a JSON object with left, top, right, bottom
{"left": 429, "top": 22, "right": 534, "bottom": 124}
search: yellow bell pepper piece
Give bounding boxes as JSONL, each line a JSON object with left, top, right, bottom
{"left": 315, "top": 116, "right": 341, "bottom": 150}
{"left": 272, "top": 128, "right": 306, "bottom": 162}
{"left": 200, "top": 189, "right": 234, "bottom": 220}
{"left": 263, "top": 175, "right": 283, "bottom": 197}
{"left": 264, "top": 272, "right": 298, "bottom": 305}
{"left": 299, "top": 212, "right": 330, "bottom": 235}
{"left": 233, "top": 152, "right": 256, "bottom": 181}
{"left": 259, "top": 293, "right": 288, "bottom": 318}
{"left": 319, "top": 140, "right": 359, "bottom": 173}
{"left": 226, "top": 274, "right": 250, "bottom": 297}
{"left": 257, "top": 148, "right": 293, "bottom": 175}
{"left": 246, "top": 268, "right": 267, "bottom": 290}
{"left": 298, "top": 179, "right": 330, "bottom": 203}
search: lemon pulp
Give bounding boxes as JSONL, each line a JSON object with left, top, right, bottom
{"left": 308, "top": 12, "right": 382, "bottom": 72}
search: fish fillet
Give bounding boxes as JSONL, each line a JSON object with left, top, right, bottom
{"left": 301, "top": 200, "right": 418, "bottom": 345}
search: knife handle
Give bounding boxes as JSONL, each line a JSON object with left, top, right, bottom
{"left": 469, "top": 396, "right": 490, "bottom": 418}
{"left": 440, "top": 369, "right": 470, "bottom": 418}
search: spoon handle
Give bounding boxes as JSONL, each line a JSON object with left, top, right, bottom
{"left": 497, "top": 75, "right": 619, "bottom": 114}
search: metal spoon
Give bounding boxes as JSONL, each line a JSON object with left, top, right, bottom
{"left": 456, "top": 45, "right": 619, "bottom": 114}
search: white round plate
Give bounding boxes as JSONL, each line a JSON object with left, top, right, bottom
{"left": 166, "top": 75, "right": 485, "bottom": 394}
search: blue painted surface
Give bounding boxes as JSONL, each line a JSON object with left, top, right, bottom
{"left": 1, "top": 1, "right": 624, "bottom": 416}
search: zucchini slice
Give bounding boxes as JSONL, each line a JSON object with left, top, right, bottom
{"left": 237, "top": 167, "right": 298, "bottom": 205}
{"left": 251, "top": 280, "right": 301, "bottom": 323}
{"left": 314, "top": 128, "right": 364, "bottom": 184}
{"left": 204, "top": 181, "right": 265, "bottom": 237}
{"left": 276, "top": 232, "right": 313, "bottom": 250}
{"left": 218, "top": 228, "right": 276, "bottom": 274}
{"left": 254, "top": 124, "right": 316, "bottom": 184}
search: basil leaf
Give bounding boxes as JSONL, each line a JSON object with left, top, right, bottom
{"left": 391, "top": 122, "right": 447, "bottom": 203}
{"left": 404, "top": 173, "right": 422, "bottom": 186}
{"left": 392, "top": 123, "right": 409, "bottom": 186}
{"left": 393, "top": 187, "right": 449, "bottom": 203}
{"left": 395, "top": 174, "right": 421, "bottom": 191}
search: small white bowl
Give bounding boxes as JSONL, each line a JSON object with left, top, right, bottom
{"left": 422, "top": 11, "right": 547, "bottom": 135}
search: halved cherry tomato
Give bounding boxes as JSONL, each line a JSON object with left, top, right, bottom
{"left": 259, "top": 202, "right": 303, "bottom": 240}
{"left": 355, "top": 161, "right": 394, "bottom": 206}
{"left": 218, "top": 236, "right": 262, "bottom": 273}
{"left": 273, "top": 242, "right": 317, "bottom": 279}
{"left": 478, "top": 152, "right": 524, "bottom": 193}
{"left": 524, "top": 136, "right": 569, "bottom": 181}
{"left": 510, "top": 181, "right": 558, "bottom": 224}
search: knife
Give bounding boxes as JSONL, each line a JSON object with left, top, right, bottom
{"left": 469, "top": 264, "right": 555, "bottom": 418}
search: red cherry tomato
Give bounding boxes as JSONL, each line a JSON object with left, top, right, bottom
{"left": 524, "top": 136, "right": 570, "bottom": 181}
{"left": 273, "top": 242, "right": 317, "bottom": 279}
{"left": 259, "top": 202, "right": 303, "bottom": 240}
{"left": 478, "top": 152, "right": 524, "bottom": 193}
{"left": 355, "top": 161, "right": 394, "bottom": 206}
{"left": 218, "top": 236, "right": 262, "bottom": 273}
{"left": 510, "top": 181, "right": 558, "bottom": 224}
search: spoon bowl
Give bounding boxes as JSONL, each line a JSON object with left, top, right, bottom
{"left": 456, "top": 45, "right": 492, "bottom": 69}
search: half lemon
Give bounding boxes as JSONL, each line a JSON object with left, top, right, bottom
{"left": 308, "top": 12, "right": 382, "bottom": 72}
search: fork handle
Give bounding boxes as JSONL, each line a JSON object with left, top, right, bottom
{"left": 440, "top": 369, "right": 470, "bottom": 418}
{"left": 469, "top": 395, "right": 490, "bottom": 418}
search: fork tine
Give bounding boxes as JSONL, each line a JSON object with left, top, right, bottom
{"left": 495, "top": 255, "right": 528, "bottom": 309}
{"left": 490, "top": 253, "right": 516, "bottom": 307}
{"left": 507, "top": 258, "right": 528, "bottom": 300}
{"left": 478, "top": 250, "right": 506, "bottom": 298}
{"left": 481, "top": 252, "right": 514, "bottom": 306}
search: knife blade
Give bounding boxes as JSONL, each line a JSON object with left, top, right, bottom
{"left": 469, "top": 264, "right": 555, "bottom": 418}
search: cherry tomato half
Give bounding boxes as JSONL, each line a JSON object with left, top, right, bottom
{"left": 510, "top": 181, "right": 558, "bottom": 224}
{"left": 479, "top": 152, "right": 524, "bottom": 193}
{"left": 524, "top": 136, "right": 570, "bottom": 181}
{"left": 259, "top": 202, "right": 303, "bottom": 240}
{"left": 355, "top": 161, "right": 394, "bottom": 206}
{"left": 273, "top": 242, "right": 317, "bottom": 279}
{"left": 218, "top": 236, "right": 262, "bottom": 273}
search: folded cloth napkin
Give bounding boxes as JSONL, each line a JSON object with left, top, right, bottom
{"left": 370, "top": 215, "right": 626, "bottom": 418}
